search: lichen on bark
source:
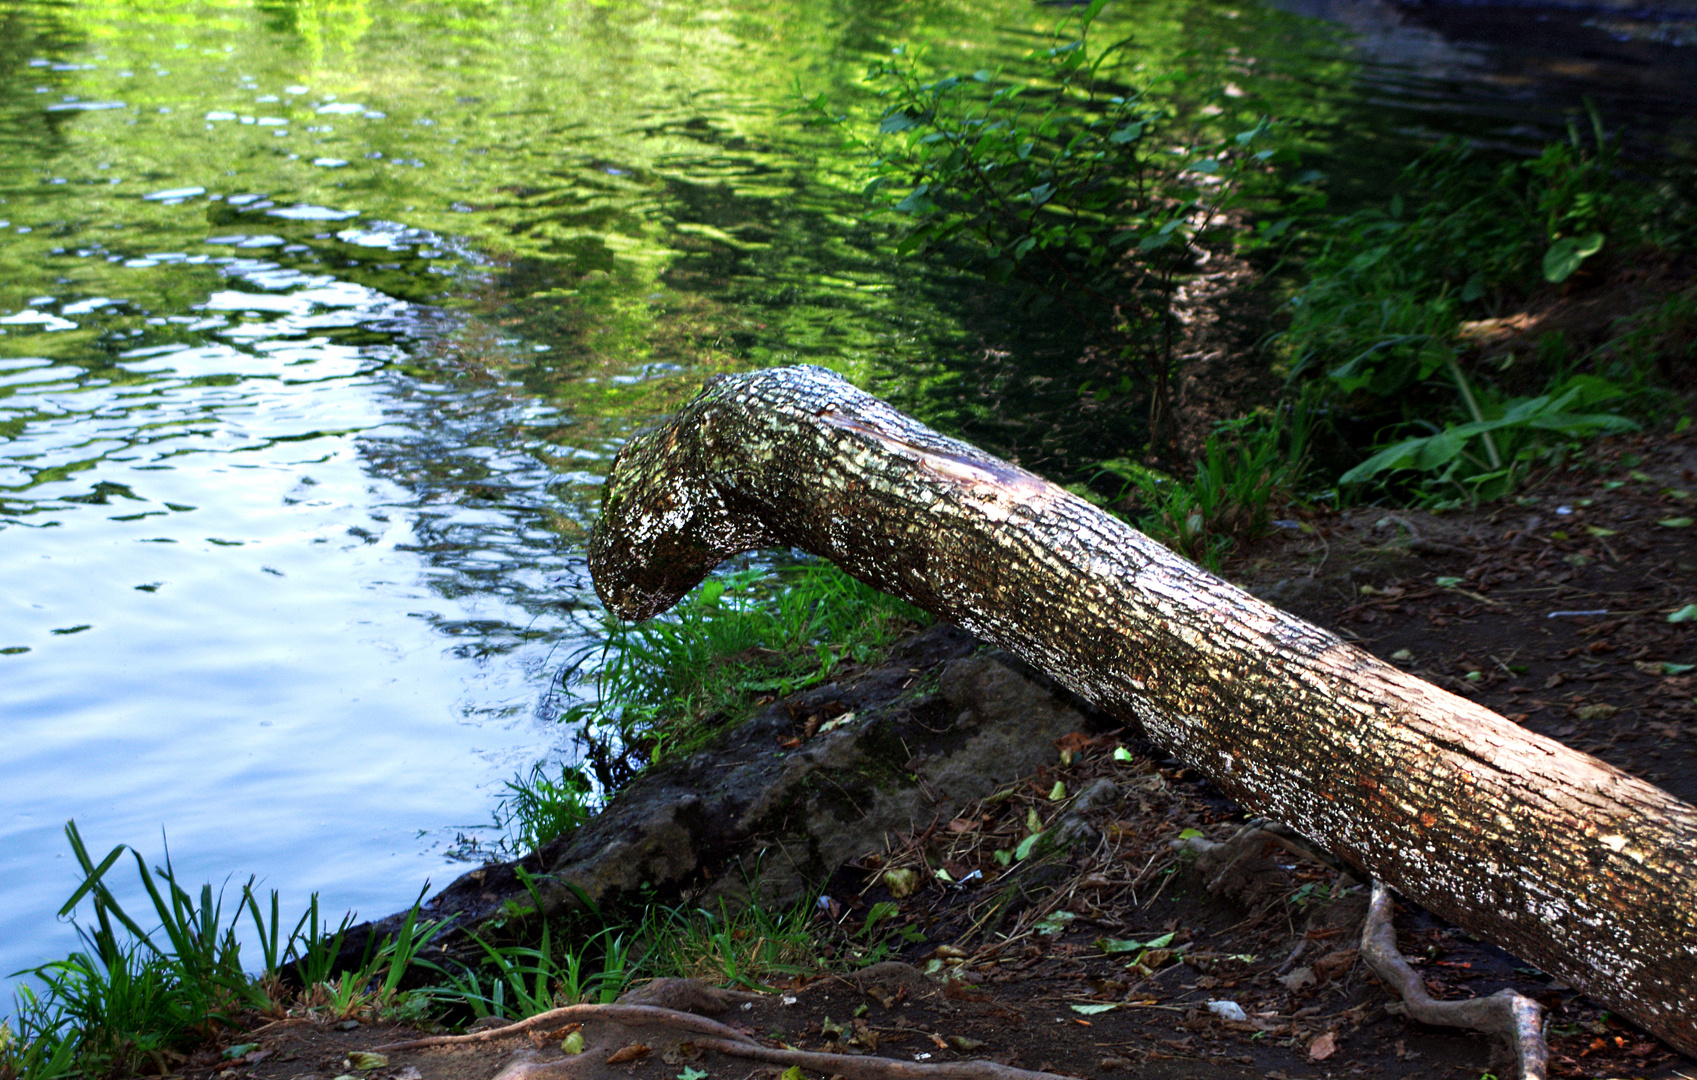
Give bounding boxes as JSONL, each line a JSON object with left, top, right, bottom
{"left": 590, "top": 364, "right": 1697, "bottom": 1056}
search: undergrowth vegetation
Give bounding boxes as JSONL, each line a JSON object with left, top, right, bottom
{"left": 1278, "top": 113, "right": 1694, "bottom": 507}
{"left": 805, "top": 5, "right": 1693, "bottom": 564}
{"left": 1, "top": 827, "right": 844, "bottom": 1080}
{"left": 559, "top": 560, "right": 927, "bottom": 787}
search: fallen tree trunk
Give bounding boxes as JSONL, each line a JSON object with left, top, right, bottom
{"left": 588, "top": 365, "right": 1697, "bottom": 1055}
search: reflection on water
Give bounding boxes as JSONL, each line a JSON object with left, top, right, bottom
{"left": 0, "top": 240, "right": 603, "bottom": 985}
{"left": 1, "top": 0, "right": 1692, "bottom": 994}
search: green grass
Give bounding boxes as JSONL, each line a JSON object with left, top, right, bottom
{"left": 492, "top": 762, "right": 598, "bottom": 855}
{"left": 637, "top": 898, "right": 828, "bottom": 991}
{"left": 562, "top": 559, "right": 928, "bottom": 776}
{"left": 1, "top": 826, "right": 854, "bottom": 1080}
{"left": 1086, "top": 399, "right": 1317, "bottom": 569}
{"left": 3, "top": 824, "right": 442, "bottom": 1080}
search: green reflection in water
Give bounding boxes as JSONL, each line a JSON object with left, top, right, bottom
{"left": 1, "top": 0, "right": 1364, "bottom": 482}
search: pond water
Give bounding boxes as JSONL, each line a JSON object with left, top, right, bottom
{"left": 1, "top": 0, "right": 1691, "bottom": 994}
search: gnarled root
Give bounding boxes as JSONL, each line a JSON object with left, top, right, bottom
{"left": 376, "top": 977, "right": 1075, "bottom": 1080}
{"left": 1172, "top": 818, "right": 1341, "bottom": 898}
{"left": 1361, "top": 881, "right": 1547, "bottom": 1080}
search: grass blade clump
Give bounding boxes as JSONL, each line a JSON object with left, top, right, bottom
{"left": 3, "top": 825, "right": 440, "bottom": 1080}
{"left": 564, "top": 559, "right": 927, "bottom": 775}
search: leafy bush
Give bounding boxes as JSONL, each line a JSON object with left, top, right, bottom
{"left": 1283, "top": 109, "right": 1630, "bottom": 394}
{"left": 1092, "top": 402, "right": 1312, "bottom": 568}
{"left": 1275, "top": 107, "right": 1691, "bottom": 503}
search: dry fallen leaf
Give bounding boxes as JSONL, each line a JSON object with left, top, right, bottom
{"left": 1309, "top": 1031, "right": 1337, "bottom": 1061}
{"left": 605, "top": 1043, "right": 651, "bottom": 1064}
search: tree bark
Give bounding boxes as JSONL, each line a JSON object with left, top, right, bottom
{"left": 588, "top": 364, "right": 1697, "bottom": 1055}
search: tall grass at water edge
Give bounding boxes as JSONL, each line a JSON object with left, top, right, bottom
{"left": 3, "top": 827, "right": 846, "bottom": 1080}
{"left": 1, "top": 823, "right": 444, "bottom": 1080}
{"left": 558, "top": 559, "right": 928, "bottom": 784}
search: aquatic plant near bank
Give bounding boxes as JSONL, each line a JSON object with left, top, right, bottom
{"left": 562, "top": 561, "right": 927, "bottom": 784}
{"left": 493, "top": 763, "right": 599, "bottom": 855}
{"left": 2, "top": 824, "right": 441, "bottom": 1080}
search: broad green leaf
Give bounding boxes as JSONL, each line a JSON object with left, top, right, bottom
{"left": 1658, "top": 518, "right": 1693, "bottom": 529}
{"left": 1668, "top": 605, "right": 1697, "bottom": 623}
{"left": 878, "top": 111, "right": 918, "bottom": 134}
{"left": 1015, "top": 831, "right": 1044, "bottom": 861}
{"left": 1097, "top": 932, "right": 1174, "bottom": 954}
{"left": 1339, "top": 431, "right": 1467, "bottom": 485}
{"left": 1542, "top": 232, "right": 1605, "bottom": 283}
{"left": 1071, "top": 1003, "right": 1117, "bottom": 1015}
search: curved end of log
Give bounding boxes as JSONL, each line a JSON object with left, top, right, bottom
{"left": 589, "top": 372, "right": 796, "bottom": 621}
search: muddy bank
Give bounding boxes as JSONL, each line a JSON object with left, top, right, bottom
{"left": 341, "top": 623, "right": 1121, "bottom": 964}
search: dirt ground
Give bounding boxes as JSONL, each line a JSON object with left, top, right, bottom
{"left": 180, "top": 429, "right": 1697, "bottom": 1080}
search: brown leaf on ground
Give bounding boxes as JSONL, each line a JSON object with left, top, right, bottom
{"left": 1309, "top": 1032, "right": 1337, "bottom": 1061}
{"left": 604, "top": 1043, "right": 650, "bottom": 1064}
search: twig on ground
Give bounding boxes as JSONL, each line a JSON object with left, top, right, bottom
{"left": 1379, "top": 515, "right": 1473, "bottom": 557}
{"left": 1360, "top": 881, "right": 1547, "bottom": 1080}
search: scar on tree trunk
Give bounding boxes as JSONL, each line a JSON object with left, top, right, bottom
{"left": 587, "top": 365, "right": 1697, "bottom": 1061}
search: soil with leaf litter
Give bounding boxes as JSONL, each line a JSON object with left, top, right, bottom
{"left": 189, "top": 430, "right": 1696, "bottom": 1080}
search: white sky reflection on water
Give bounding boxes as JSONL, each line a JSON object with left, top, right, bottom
{"left": 0, "top": 255, "right": 597, "bottom": 986}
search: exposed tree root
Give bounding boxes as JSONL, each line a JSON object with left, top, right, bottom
{"left": 1361, "top": 881, "right": 1548, "bottom": 1080}
{"left": 375, "top": 978, "right": 1075, "bottom": 1080}
{"left": 1172, "top": 817, "right": 1344, "bottom": 896}
{"left": 658, "top": 1035, "right": 1073, "bottom": 1080}
{"left": 370, "top": 1002, "right": 754, "bottom": 1053}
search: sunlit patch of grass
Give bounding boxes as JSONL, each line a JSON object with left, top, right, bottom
{"left": 563, "top": 559, "right": 928, "bottom": 780}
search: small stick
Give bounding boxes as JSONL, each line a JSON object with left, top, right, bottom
{"left": 1360, "top": 881, "right": 1547, "bottom": 1080}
